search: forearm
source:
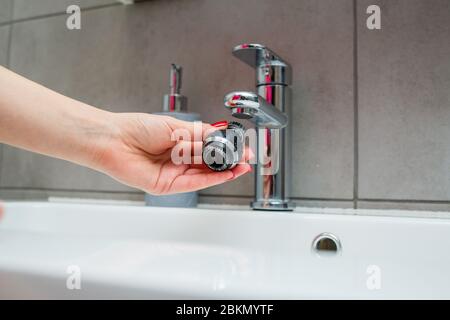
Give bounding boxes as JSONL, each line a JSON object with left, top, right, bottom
{"left": 0, "top": 66, "right": 114, "bottom": 169}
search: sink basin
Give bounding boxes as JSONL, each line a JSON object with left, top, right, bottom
{"left": 0, "top": 202, "right": 449, "bottom": 299}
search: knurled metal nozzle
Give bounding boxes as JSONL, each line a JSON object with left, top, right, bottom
{"left": 202, "top": 122, "right": 246, "bottom": 171}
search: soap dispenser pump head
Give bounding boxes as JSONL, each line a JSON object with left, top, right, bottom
{"left": 169, "top": 63, "right": 182, "bottom": 95}
{"left": 163, "top": 63, "right": 187, "bottom": 112}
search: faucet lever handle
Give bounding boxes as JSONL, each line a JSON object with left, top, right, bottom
{"left": 232, "top": 44, "right": 291, "bottom": 86}
{"left": 232, "top": 44, "right": 288, "bottom": 68}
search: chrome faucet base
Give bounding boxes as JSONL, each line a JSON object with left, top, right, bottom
{"left": 225, "top": 43, "right": 294, "bottom": 212}
{"left": 251, "top": 200, "right": 295, "bottom": 211}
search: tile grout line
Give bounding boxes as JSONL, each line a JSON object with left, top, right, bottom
{"left": 0, "top": 187, "right": 143, "bottom": 195}
{"left": 352, "top": 0, "right": 359, "bottom": 209}
{"left": 5, "top": 0, "right": 14, "bottom": 67}
{"left": 201, "top": 195, "right": 449, "bottom": 205}
{"left": 0, "top": 188, "right": 449, "bottom": 205}
{"left": 358, "top": 198, "right": 450, "bottom": 205}
{"left": 201, "top": 194, "right": 355, "bottom": 202}
{"left": 5, "top": 1, "right": 14, "bottom": 68}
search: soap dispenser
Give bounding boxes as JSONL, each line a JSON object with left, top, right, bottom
{"left": 145, "top": 64, "right": 200, "bottom": 208}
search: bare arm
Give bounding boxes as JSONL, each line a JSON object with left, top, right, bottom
{"left": 0, "top": 66, "right": 112, "bottom": 167}
{"left": 0, "top": 66, "right": 251, "bottom": 194}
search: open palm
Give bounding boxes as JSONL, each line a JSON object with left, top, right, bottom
{"left": 95, "top": 113, "right": 251, "bottom": 195}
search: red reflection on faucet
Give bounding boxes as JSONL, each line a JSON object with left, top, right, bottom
{"left": 265, "top": 73, "right": 272, "bottom": 104}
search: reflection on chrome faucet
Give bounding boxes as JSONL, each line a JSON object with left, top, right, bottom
{"left": 224, "top": 44, "right": 295, "bottom": 211}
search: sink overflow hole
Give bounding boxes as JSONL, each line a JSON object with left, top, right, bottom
{"left": 312, "top": 233, "right": 342, "bottom": 256}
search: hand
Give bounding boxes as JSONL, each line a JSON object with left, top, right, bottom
{"left": 91, "top": 113, "right": 252, "bottom": 195}
{"left": 0, "top": 67, "right": 251, "bottom": 195}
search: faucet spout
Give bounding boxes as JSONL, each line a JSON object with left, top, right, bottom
{"left": 224, "top": 91, "right": 287, "bottom": 129}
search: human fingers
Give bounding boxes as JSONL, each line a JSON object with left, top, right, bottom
{"left": 164, "top": 117, "right": 228, "bottom": 141}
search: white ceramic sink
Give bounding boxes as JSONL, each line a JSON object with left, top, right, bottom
{"left": 0, "top": 202, "right": 449, "bottom": 299}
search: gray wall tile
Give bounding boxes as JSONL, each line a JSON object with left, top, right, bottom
{"left": 4, "top": 0, "right": 355, "bottom": 198}
{"left": 2, "top": 6, "right": 139, "bottom": 191}
{"left": 0, "top": 188, "right": 144, "bottom": 201}
{"left": 358, "top": 200, "right": 450, "bottom": 214}
{"left": 199, "top": 195, "right": 253, "bottom": 206}
{"left": 2, "top": 5, "right": 157, "bottom": 191}
{"left": 13, "top": 0, "right": 117, "bottom": 20}
{"left": 201, "top": 0, "right": 355, "bottom": 199}
{"left": 294, "top": 199, "right": 354, "bottom": 209}
{"left": 358, "top": 0, "right": 450, "bottom": 201}
{"left": 0, "top": 0, "right": 12, "bottom": 24}
{"left": 0, "top": 145, "right": 135, "bottom": 191}
{"left": 2, "top": 0, "right": 450, "bottom": 212}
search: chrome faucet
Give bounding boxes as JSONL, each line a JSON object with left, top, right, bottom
{"left": 224, "top": 44, "right": 295, "bottom": 211}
